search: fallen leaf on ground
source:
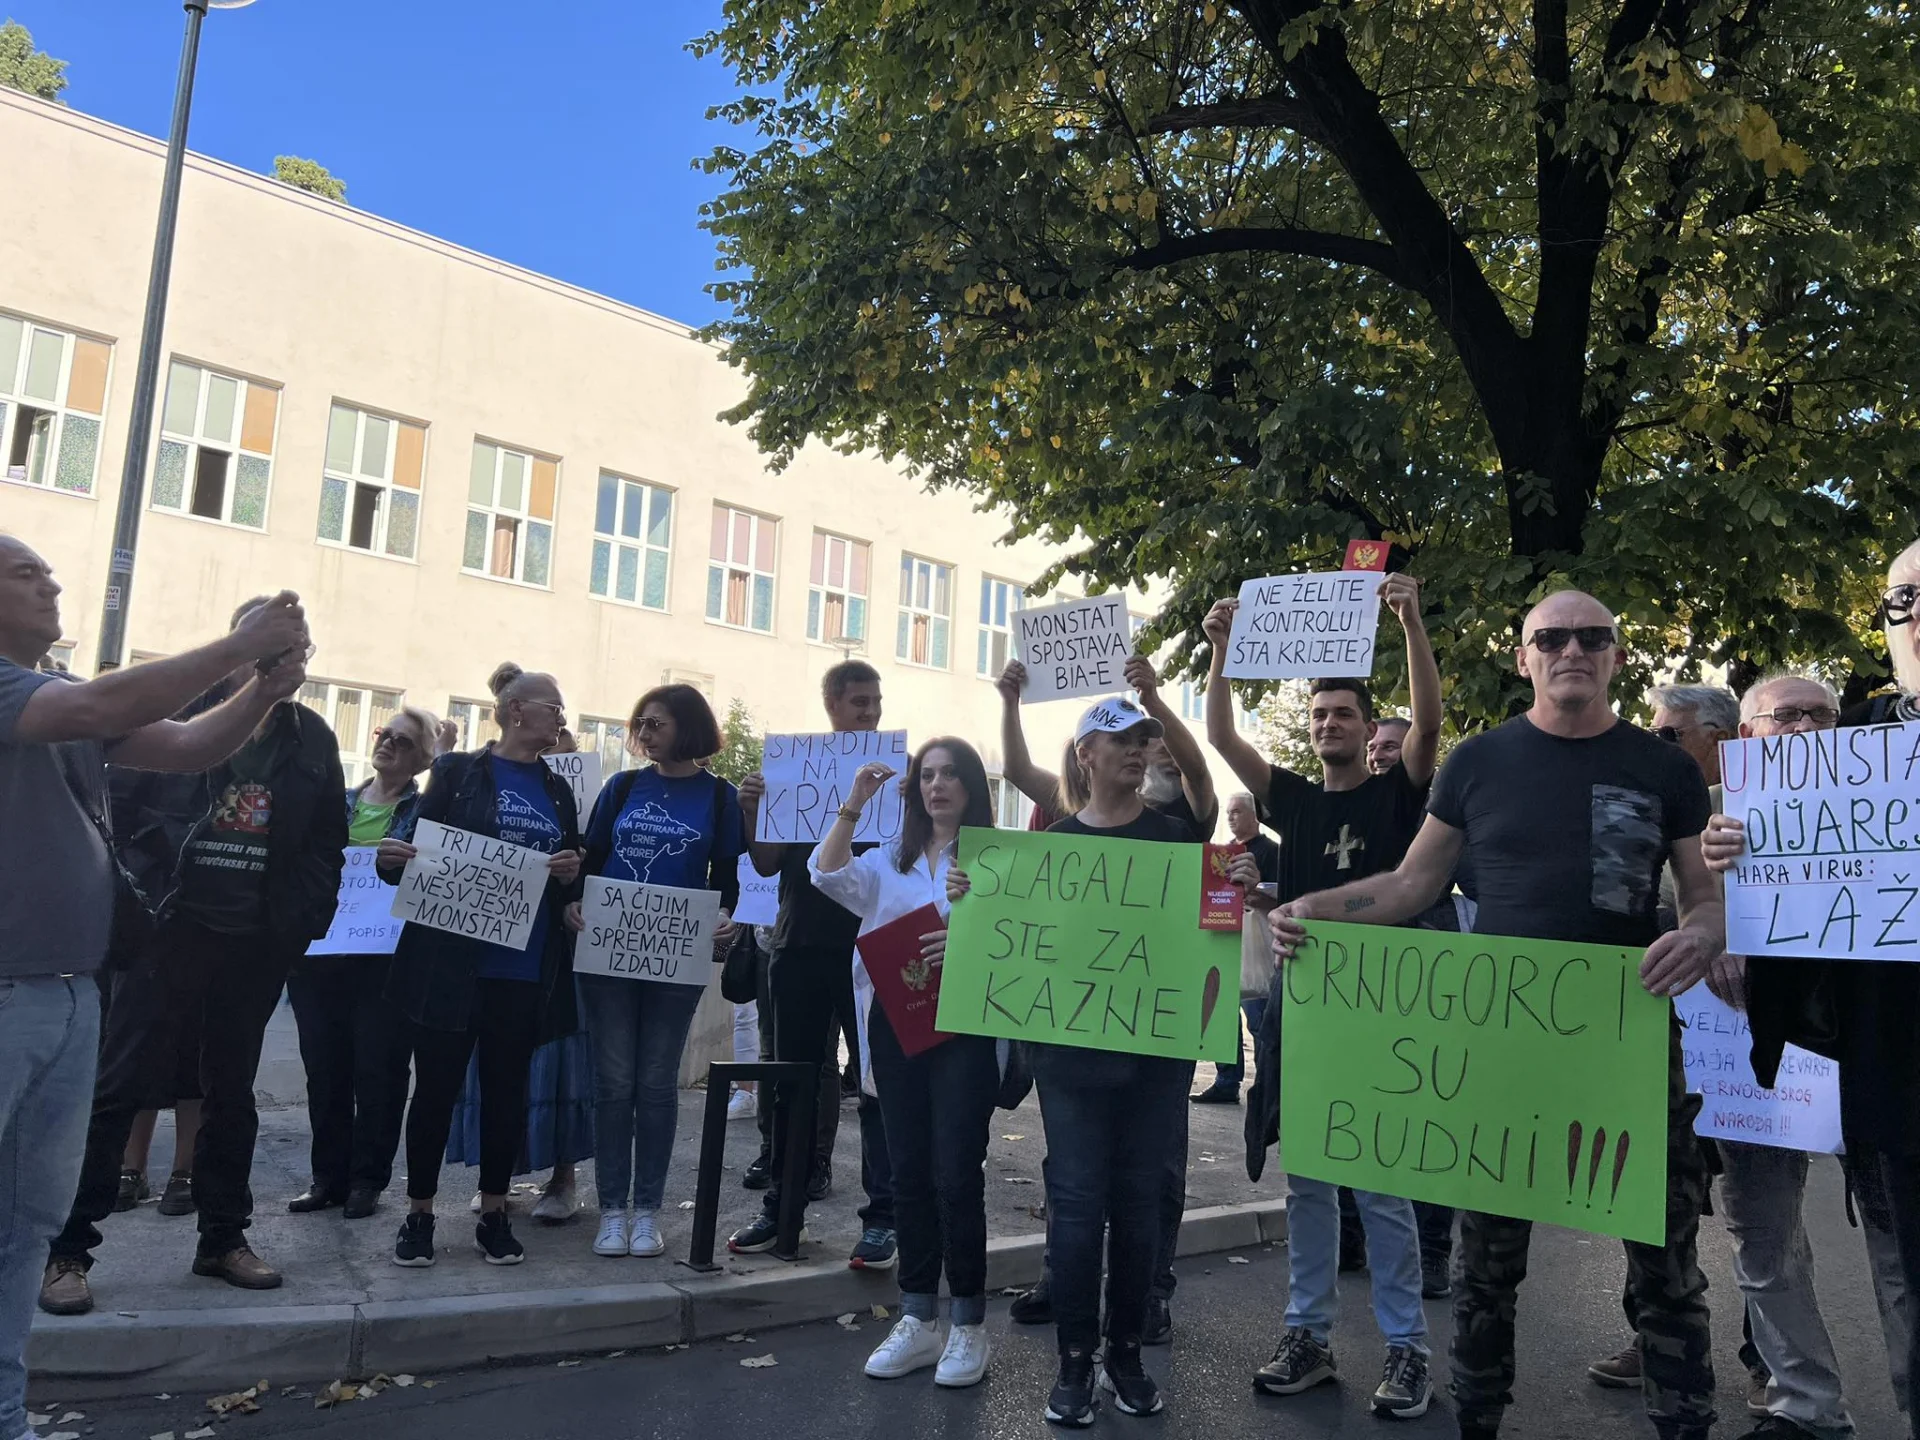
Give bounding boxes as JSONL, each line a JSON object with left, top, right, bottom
{"left": 147, "top": 1432, "right": 174, "bottom": 1440}
{"left": 45, "top": 1433, "right": 79, "bottom": 1439}
{"left": 677, "top": 1201, "right": 695, "bottom": 1210}
{"left": 1227, "top": 1255, "right": 1250, "bottom": 1265}
{"left": 185, "top": 1429, "right": 216, "bottom": 1439}
{"left": 59, "top": 1413, "right": 84, "bottom": 1423}
{"left": 1002, "top": 1176, "right": 1034, "bottom": 1185}
{"left": 871, "top": 1304, "right": 889, "bottom": 1320}
{"left": 27, "top": 1417, "right": 50, "bottom": 1428}
{"left": 556, "top": 1360, "right": 581, "bottom": 1368}
{"left": 603, "top": 1352, "right": 625, "bottom": 1360}
{"left": 392, "top": 1375, "right": 416, "bottom": 1387}
{"left": 725, "top": 1333, "right": 751, "bottom": 1342}
{"left": 154, "top": 1396, "right": 174, "bottom": 1403}
{"left": 420, "top": 1380, "right": 440, "bottom": 1389}
{"left": 739, "top": 1355, "right": 778, "bottom": 1369}
{"left": 1001, "top": 1134, "right": 1025, "bottom": 1141}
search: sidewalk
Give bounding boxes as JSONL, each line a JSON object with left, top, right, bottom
{"left": 29, "top": 1004, "right": 1287, "bottom": 1392}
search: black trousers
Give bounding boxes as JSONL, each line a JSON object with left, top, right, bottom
{"left": 404, "top": 979, "right": 541, "bottom": 1200}
{"left": 753, "top": 939, "right": 839, "bottom": 1165}
{"left": 1846, "top": 1144, "right": 1920, "bottom": 1434}
{"left": 287, "top": 955, "right": 410, "bottom": 1194}
{"left": 52, "top": 917, "right": 294, "bottom": 1261}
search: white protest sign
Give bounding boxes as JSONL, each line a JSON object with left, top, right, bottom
{"left": 1014, "top": 594, "right": 1135, "bottom": 703}
{"left": 1722, "top": 721, "right": 1920, "bottom": 961}
{"left": 544, "top": 751, "right": 603, "bottom": 823}
{"left": 733, "top": 853, "right": 780, "bottom": 928}
{"left": 757, "top": 730, "right": 910, "bottom": 845}
{"left": 574, "top": 878, "right": 722, "bottom": 986}
{"left": 308, "top": 847, "right": 404, "bottom": 957}
{"left": 1677, "top": 989, "right": 1842, "bottom": 1154}
{"left": 390, "top": 820, "right": 547, "bottom": 951}
{"left": 1221, "top": 571, "right": 1385, "bottom": 680}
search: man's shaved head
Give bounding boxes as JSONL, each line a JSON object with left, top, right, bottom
{"left": 1521, "top": 590, "right": 1617, "bottom": 640}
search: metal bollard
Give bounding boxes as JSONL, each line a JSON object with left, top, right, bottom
{"left": 681, "top": 1059, "right": 819, "bottom": 1271}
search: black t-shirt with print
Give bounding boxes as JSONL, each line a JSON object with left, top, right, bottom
{"left": 1426, "top": 716, "right": 1709, "bottom": 947}
{"left": 175, "top": 723, "right": 289, "bottom": 935}
{"left": 1151, "top": 789, "right": 1217, "bottom": 843}
{"left": 1243, "top": 832, "right": 1280, "bottom": 886}
{"left": 1263, "top": 763, "right": 1428, "bottom": 905}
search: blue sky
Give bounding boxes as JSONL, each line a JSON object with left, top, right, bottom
{"left": 17, "top": 2, "right": 747, "bottom": 327}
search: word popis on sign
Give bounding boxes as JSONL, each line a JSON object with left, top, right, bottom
{"left": 308, "top": 847, "right": 404, "bottom": 957}
{"left": 1722, "top": 721, "right": 1920, "bottom": 961}
{"left": 1014, "top": 594, "right": 1136, "bottom": 703}
{"left": 757, "top": 729, "right": 910, "bottom": 845}
{"left": 1222, "top": 572, "right": 1385, "bottom": 681}
{"left": 390, "top": 820, "right": 547, "bottom": 951}
{"left": 1675, "top": 989, "right": 1841, "bottom": 1154}
{"left": 1281, "top": 921, "right": 1670, "bottom": 1244}
{"left": 937, "top": 827, "right": 1240, "bottom": 1063}
{"left": 574, "top": 878, "right": 722, "bottom": 986}
{"left": 544, "top": 751, "right": 603, "bottom": 824}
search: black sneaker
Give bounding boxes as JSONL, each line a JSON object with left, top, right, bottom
{"left": 848, "top": 1227, "right": 897, "bottom": 1270}
{"left": 1372, "top": 1344, "right": 1433, "bottom": 1419}
{"left": 392, "top": 1212, "right": 436, "bottom": 1268}
{"left": 1421, "top": 1263, "right": 1452, "bottom": 1300}
{"left": 807, "top": 1158, "right": 833, "bottom": 1201}
{"left": 742, "top": 1149, "right": 772, "bottom": 1190}
{"left": 727, "top": 1212, "right": 808, "bottom": 1254}
{"left": 1098, "top": 1342, "right": 1164, "bottom": 1416}
{"left": 1010, "top": 1279, "right": 1054, "bottom": 1325}
{"left": 475, "top": 1209, "right": 524, "bottom": 1265}
{"left": 1735, "top": 1419, "right": 1821, "bottom": 1439}
{"left": 1046, "top": 1348, "right": 1099, "bottom": 1428}
{"left": 114, "top": 1168, "right": 149, "bottom": 1213}
{"left": 1142, "top": 1294, "right": 1172, "bottom": 1346}
{"left": 1252, "top": 1326, "right": 1337, "bottom": 1395}
{"left": 1190, "top": 1084, "right": 1240, "bottom": 1105}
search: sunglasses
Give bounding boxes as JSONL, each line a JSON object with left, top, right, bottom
{"left": 1653, "top": 724, "right": 1695, "bottom": 744}
{"left": 633, "top": 716, "right": 670, "bottom": 734}
{"left": 1755, "top": 705, "right": 1840, "bottom": 727}
{"left": 1524, "top": 625, "right": 1617, "bottom": 654}
{"left": 1880, "top": 584, "right": 1918, "bottom": 628}
{"left": 374, "top": 727, "right": 419, "bottom": 752}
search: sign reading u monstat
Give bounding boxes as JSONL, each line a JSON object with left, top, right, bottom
{"left": 1281, "top": 921, "right": 1670, "bottom": 1244}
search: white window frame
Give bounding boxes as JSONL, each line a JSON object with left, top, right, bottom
{"left": 896, "top": 554, "right": 954, "bottom": 670}
{"left": 318, "top": 403, "right": 424, "bottom": 562}
{"left": 0, "top": 313, "right": 108, "bottom": 499}
{"left": 706, "top": 505, "right": 778, "bottom": 635}
{"left": 464, "top": 440, "right": 555, "bottom": 589}
{"left": 444, "top": 697, "right": 489, "bottom": 755}
{"left": 578, "top": 715, "right": 638, "bottom": 775}
{"left": 977, "top": 576, "right": 1027, "bottom": 679}
{"left": 591, "top": 472, "right": 673, "bottom": 611}
{"left": 151, "top": 359, "right": 278, "bottom": 531}
{"left": 301, "top": 679, "right": 402, "bottom": 786}
{"left": 987, "top": 773, "right": 1032, "bottom": 830}
{"left": 807, "top": 531, "right": 870, "bottom": 649}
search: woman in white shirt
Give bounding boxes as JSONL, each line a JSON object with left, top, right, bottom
{"left": 810, "top": 737, "right": 999, "bottom": 1391}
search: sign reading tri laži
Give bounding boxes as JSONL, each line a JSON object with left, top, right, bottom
{"left": 1222, "top": 571, "right": 1385, "bottom": 680}
{"left": 1014, "top": 594, "right": 1136, "bottom": 703}
{"left": 390, "top": 820, "right": 547, "bottom": 951}
{"left": 757, "top": 730, "right": 910, "bottom": 845}
{"left": 1721, "top": 721, "right": 1920, "bottom": 961}
{"left": 937, "top": 827, "right": 1239, "bottom": 1063}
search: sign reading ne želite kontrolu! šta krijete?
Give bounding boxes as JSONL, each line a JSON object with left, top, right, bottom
{"left": 756, "top": 729, "right": 910, "bottom": 845}
{"left": 389, "top": 820, "right": 548, "bottom": 951}
{"left": 1013, "top": 594, "right": 1136, "bottom": 703}
{"left": 1221, "top": 571, "right": 1386, "bottom": 681}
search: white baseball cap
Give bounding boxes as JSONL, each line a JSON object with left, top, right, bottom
{"left": 1074, "top": 696, "right": 1165, "bottom": 742}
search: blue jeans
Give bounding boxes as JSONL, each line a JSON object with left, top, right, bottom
{"left": 581, "top": 976, "right": 703, "bottom": 1212}
{"left": 1, "top": 976, "right": 99, "bottom": 1440}
{"left": 1211, "top": 997, "right": 1267, "bottom": 1090}
{"left": 1285, "top": 1173, "right": 1429, "bottom": 1351}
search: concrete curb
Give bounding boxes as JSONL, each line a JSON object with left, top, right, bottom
{"left": 30, "top": 1199, "right": 1286, "bottom": 1394}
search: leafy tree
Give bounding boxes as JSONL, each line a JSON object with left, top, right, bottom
{"left": 708, "top": 697, "right": 764, "bottom": 785}
{"left": 273, "top": 155, "right": 347, "bottom": 202}
{"left": 0, "top": 19, "right": 67, "bottom": 102}
{"left": 698, "top": 2, "right": 1920, "bottom": 728}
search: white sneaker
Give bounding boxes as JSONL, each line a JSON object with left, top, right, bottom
{"left": 728, "top": 1089, "right": 757, "bottom": 1121}
{"left": 468, "top": 1190, "right": 483, "bottom": 1214}
{"left": 629, "top": 1211, "right": 665, "bottom": 1258}
{"left": 864, "top": 1314, "right": 944, "bottom": 1379}
{"left": 934, "top": 1322, "right": 991, "bottom": 1388}
{"left": 592, "top": 1212, "right": 630, "bottom": 1257}
{"left": 531, "top": 1183, "right": 576, "bottom": 1225}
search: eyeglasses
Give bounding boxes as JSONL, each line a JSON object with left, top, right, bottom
{"left": 1880, "top": 584, "right": 1919, "bottom": 628}
{"left": 1652, "top": 724, "right": 1693, "bottom": 744}
{"left": 1757, "top": 705, "right": 1840, "bottom": 727}
{"left": 1524, "top": 626, "right": 1617, "bottom": 654}
{"left": 373, "top": 727, "right": 419, "bottom": 752}
{"left": 633, "top": 716, "right": 670, "bottom": 734}
{"left": 518, "top": 699, "right": 566, "bottom": 720}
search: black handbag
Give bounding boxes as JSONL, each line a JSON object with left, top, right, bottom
{"left": 720, "top": 924, "right": 760, "bottom": 1005}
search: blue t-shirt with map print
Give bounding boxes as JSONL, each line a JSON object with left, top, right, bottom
{"left": 477, "top": 753, "right": 563, "bottom": 981}
{"left": 605, "top": 768, "right": 744, "bottom": 893}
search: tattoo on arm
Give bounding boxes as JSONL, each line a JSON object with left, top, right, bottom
{"left": 1343, "top": 895, "right": 1377, "bottom": 915}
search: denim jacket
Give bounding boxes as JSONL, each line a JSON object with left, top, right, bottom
{"left": 343, "top": 777, "right": 423, "bottom": 838}
{"left": 380, "top": 745, "right": 582, "bottom": 1037}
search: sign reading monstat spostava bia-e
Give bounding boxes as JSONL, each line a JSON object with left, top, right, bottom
{"left": 1281, "top": 922, "right": 1670, "bottom": 1244}
{"left": 1014, "top": 594, "right": 1136, "bottom": 703}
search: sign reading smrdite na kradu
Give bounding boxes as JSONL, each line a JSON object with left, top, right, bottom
{"left": 936, "top": 828, "right": 1240, "bottom": 1064}
{"left": 1676, "top": 988, "right": 1842, "bottom": 1154}
{"left": 544, "top": 751, "right": 603, "bottom": 825}
{"left": 574, "top": 878, "right": 722, "bottom": 986}
{"left": 308, "top": 847, "right": 404, "bottom": 957}
{"left": 1222, "top": 571, "right": 1385, "bottom": 681}
{"left": 1014, "top": 594, "right": 1136, "bottom": 703}
{"left": 1722, "top": 721, "right": 1920, "bottom": 961}
{"left": 389, "top": 820, "right": 547, "bottom": 951}
{"left": 1281, "top": 922, "right": 1670, "bottom": 1245}
{"left": 756, "top": 729, "right": 910, "bottom": 845}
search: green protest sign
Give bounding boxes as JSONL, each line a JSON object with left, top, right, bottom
{"left": 937, "top": 827, "right": 1240, "bottom": 1063}
{"left": 1281, "top": 921, "right": 1670, "bottom": 1244}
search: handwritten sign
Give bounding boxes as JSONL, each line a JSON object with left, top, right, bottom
{"left": 733, "top": 853, "right": 780, "bottom": 928}
{"left": 1281, "top": 921, "right": 1669, "bottom": 1244}
{"left": 575, "top": 878, "right": 722, "bottom": 986}
{"left": 1676, "top": 989, "right": 1842, "bottom": 1154}
{"left": 544, "top": 751, "right": 603, "bottom": 824}
{"left": 937, "top": 827, "right": 1239, "bottom": 1062}
{"left": 757, "top": 730, "right": 910, "bottom": 845}
{"left": 1014, "top": 595, "right": 1135, "bottom": 703}
{"left": 308, "top": 847, "right": 404, "bottom": 957}
{"left": 1222, "top": 571, "right": 1385, "bottom": 680}
{"left": 390, "top": 820, "right": 547, "bottom": 951}
{"left": 1722, "top": 722, "right": 1920, "bottom": 961}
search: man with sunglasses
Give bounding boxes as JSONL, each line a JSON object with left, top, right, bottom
{"left": 1269, "top": 589, "right": 1724, "bottom": 1440}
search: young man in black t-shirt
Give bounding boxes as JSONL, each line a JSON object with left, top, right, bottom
{"left": 1271, "top": 590, "right": 1724, "bottom": 1440}
{"left": 1200, "top": 570, "right": 1443, "bottom": 1420}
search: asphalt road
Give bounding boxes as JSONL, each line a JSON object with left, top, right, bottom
{"left": 39, "top": 1157, "right": 1902, "bottom": 1440}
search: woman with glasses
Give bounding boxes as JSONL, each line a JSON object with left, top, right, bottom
{"left": 288, "top": 706, "right": 444, "bottom": 1220}
{"left": 378, "top": 663, "right": 584, "bottom": 1267}
{"left": 566, "top": 684, "right": 742, "bottom": 1260}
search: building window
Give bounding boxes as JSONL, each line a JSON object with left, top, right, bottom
{"left": 318, "top": 404, "right": 426, "bottom": 559}
{"left": 808, "top": 531, "right": 869, "bottom": 648}
{"left": 661, "top": 668, "right": 717, "bottom": 703}
{"left": 706, "top": 505, "right": 777, "bottom": 633}
{"left": 0, "top": 313, "right": 110, "bottom": 497}
{"left": 465, "top": 439, "right": 556, "bottom": 587}
{"left": 578, "top": 716, "right": 637, "bottom": 775}
{"left": 897, "top": 554, "right": 953, "bottom": 669}
{"left": 1178, "top": 682, "right": 1206, "bottom": 723}
{"left": 977, "top": 577, "right": 1026, "bottom": 678}
{"left": 152, "top": 360, "right": 279, "bottom": 529}
{"left": 445, "top": 697, "right": 489, "bottom": 754}
{"left": 987, "top": 774, "right": 1030, "bottom": 829}
{"left": 591, "top": 473, "right": 672, "bottom": 609}
{"left": 42, "top": 640, "right": 76, "bottom": 673}
{"left": 301, "top": 679, "right": 401, "bottom": 786}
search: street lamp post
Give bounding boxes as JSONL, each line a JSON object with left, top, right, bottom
{"left": 94, "top": 0, "right": 255, "bottom": 674}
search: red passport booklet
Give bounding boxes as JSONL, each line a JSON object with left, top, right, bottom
{"left": 857, "top": 902, "right": 952, "bottom": 1058}
{"left": 1200, "top": 842, "right": 1246, "bottom": 932}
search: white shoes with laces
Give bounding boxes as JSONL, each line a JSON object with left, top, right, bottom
{"left": 934, "top": 1322, "right": 991, "bottom": 1388}
{"left": 864, "top": 1314, "right": 945, "bottom": 1379}
{"left": 592, "top": 1211, "right": 630, "bottom": 1257}
{"left": 629, "top": 1211, "right": 665, "bottom": 1257}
